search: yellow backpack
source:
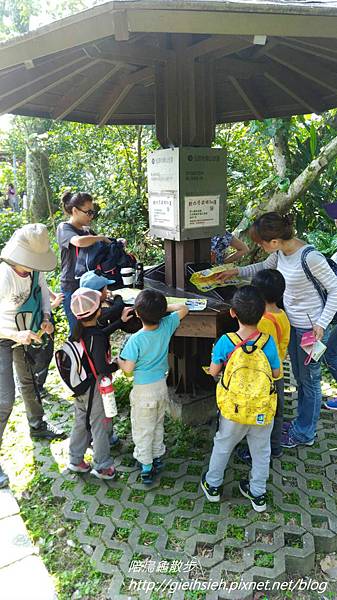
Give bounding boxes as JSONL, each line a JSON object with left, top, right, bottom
{"left": 216, "top": 332, "right": 277, "bottom": 426}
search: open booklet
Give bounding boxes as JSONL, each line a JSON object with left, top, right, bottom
{"left": 112, "top": 289, "right": 207, "bottom": 310}
{"left": 166, "top": 297, "right": 207, "bottom": 311}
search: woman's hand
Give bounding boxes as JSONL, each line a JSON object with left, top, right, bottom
{"left": 121, "top": 307, "right": 134, "bottom": 323}
{"left": 41, "top": 320, "right": 54, "bottom": 335}
{"left": 16, "top": 330, "right": 42, "bottom": 345}
{"left": 313, "top": 324, "right": 324, "bottom": 341}
{"left": 215, "top": 268, "right": 239, "bottom": 284}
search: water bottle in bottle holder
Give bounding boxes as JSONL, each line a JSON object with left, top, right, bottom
{"left": 99, "top": 376, "right": 118, "bottom": 417}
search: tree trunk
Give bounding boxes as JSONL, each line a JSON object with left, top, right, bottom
{"left": 234, "top": 133, "right": 337, "bottom": 236}
{"left": 272, "top": 128, "right": 289, "bottom": 178}
{"left": 26, "top": 145, "right": 51, "bottom": 222}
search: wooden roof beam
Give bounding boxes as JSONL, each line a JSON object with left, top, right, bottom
{"left": 286, "top": 37, "right": 337, "bottom": 56}
{"left": 266, "top": 51, "right": 337, "bottom": 95}
{"left": 279, "top": 39, "right": 337, "bottom": 65}
{"left": 98, "top": 82, "right": 132, "bottom": 126}
{"left": 94, "top": 41, "right": 174, "bottom": 65}
{"left": 53, "top": 64, "right": 123, "bottom": 120}
{"left": 264, "top": 72, "right": 318, "bottom": 113}
{"left": 98, "top": 66, "right": 153, "bottom": 126}
{"left": 127, "top": 9, "right": 337, "bottom": 38}
{"left": 187, "top": 35, "right": 248, "bottom": 60}
{"left": 113, "top": 10, "right": 129, "bottom": 41}
{"left": 211, "top": 40, "right": 255, "bottom": 61}
{"left": 0, "top": 55, "right": 85, "bottom": 102}
{"left": 228, "top": 75, "right": 263, "bottom": 120}
{"left": 0, "top": 59, "right": 99, "bottom": 116}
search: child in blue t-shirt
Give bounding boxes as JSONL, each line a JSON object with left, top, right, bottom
{"left": 201, "top": 286, "right": 280, "bottom": 513}
{"left": 118, "top": 289, "right": 189, "bottom": 483}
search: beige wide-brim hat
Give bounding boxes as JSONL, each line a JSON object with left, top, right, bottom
{"left": 1, "top": 223, "right": 57, "bottom": 271}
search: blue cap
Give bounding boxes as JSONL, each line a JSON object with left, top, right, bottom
{"left": 80, "top": 271, "right": 114, "bottom": 291}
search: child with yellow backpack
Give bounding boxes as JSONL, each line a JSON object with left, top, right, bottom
{"left": 236, "top": 269, "right": 291, "bottom": 463}
{"left": 201, "top": 286, "right": 280, "bottom": 512}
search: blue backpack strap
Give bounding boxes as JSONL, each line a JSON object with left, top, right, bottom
{"left": 15, "top": 270, "right": 43, "bottom": 332}
{"left": 301, "top": 246, "right": 327, "bottom": 306}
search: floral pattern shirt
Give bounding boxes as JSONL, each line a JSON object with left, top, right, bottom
{"left": 211, "top": 231, "right": 233, "bottom": 264}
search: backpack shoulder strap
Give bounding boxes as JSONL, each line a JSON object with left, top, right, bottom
{"left": 253, "top": 332, "right": 270, "bottom": 350}
{"left": 301, "top": 246, "right": 327, "bottom": 305}
{"left": 226, "top": 332, "right": 241, "bottom": 345}
{"left": 225, "top": 330, "right": 260, "bottom": 362}
{"left": 264, "top": 312, "right": 282, "bottom": 345}
{"left": 80, "top": 338, "right": 98, "bottom": 380}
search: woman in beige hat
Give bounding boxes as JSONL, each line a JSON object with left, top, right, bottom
{"left": 0, "top": 223, "right": 66, "bottom": 489}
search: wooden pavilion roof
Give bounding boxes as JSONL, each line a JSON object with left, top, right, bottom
{"left": 0, "top": 0, "right": 337, "bottom": 126}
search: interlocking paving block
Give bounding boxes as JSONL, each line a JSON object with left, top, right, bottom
{"left": 29, "top": 360, "right": 337, "bottom": 599}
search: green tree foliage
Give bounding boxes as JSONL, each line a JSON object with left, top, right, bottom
{"left": 0, "top": 0, "right": 38, "bottom": 38}
{"left": 3, "top": 117, "right": 162, "bottom": 261}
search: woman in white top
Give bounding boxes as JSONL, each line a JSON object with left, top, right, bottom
{"left": 218, "top": 212, "right": 337, "bottom": 448}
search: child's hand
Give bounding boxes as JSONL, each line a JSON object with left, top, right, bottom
{"left": 121, "top": 307, "right": 134, "bottom": 322}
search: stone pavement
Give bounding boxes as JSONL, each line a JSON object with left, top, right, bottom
{"left": 28, "top": 363, "right": 337, "bottom": 600}
{"left": 0, "top": 486, "right": 56, "bottom": 600}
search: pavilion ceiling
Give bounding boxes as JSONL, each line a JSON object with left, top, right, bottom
{"left": 0, "top": 1, "right": 336, "bottom": 126}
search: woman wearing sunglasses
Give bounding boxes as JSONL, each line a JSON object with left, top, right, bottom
{"left": 57, "top": 191, "right": 111, "bottom": 334}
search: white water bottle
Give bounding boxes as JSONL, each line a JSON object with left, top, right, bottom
{"left": 99, "top": 376, "right": 117, "bottom": 417}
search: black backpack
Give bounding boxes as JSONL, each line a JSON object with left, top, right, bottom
{"left": 74, "top": 238, "right": 136, "bottom": 284}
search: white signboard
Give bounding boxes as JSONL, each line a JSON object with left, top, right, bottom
{"left": 184, "top": 195, "right": 220, "bottom": 229}
{"left": 149, "top": 192, "right": 176, "bottom": 229}
{"left": 147, "top": 148, "right": 179, "bottom": 194}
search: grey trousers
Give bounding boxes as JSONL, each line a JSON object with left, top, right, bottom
{"left": 0, "top": 339, "right": 44, "bottom": 446}
{"left": 69, "top": 384, "right": 113, "bottom": 471}
{"left": 206, "top": 415, "right": 273, "bottom": 497}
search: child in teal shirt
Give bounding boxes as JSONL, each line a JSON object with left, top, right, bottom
{"left": 118, "top": 289, "right": 188, "bottom": 483}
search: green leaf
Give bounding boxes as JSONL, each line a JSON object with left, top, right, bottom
{"left": 309, "top": 122, "right": 317, "bottom": 158}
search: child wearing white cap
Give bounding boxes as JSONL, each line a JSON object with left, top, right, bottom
{"left": 69, "top": 288, "right": 119, "bottom": 479}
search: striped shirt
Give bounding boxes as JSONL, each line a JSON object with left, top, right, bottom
{"left": 239, "top": 245, "right": 337, "bottom": 330}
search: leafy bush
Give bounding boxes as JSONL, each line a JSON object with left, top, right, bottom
{"left": 0, "top": 210, "right": 27, "bottom": 251}
{"left": 306, "top": 230, "right": 337, "bottom": 256}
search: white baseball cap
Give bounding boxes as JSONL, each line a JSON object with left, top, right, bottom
{"left": 71, "top": 288, "right": 101, "bottom": 320}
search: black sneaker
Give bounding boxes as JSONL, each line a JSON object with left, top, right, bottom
{"left": 153, "top": 457, "right": 164, "bottom": 472}
{"left": 140, "top": 467, "right": 156, "bottom": 485}
{"left": 200, "top": 473, "right": 221, "bottom": 502}
{"left": 239, "top": 479, "right": 266, "bottom": 513}
{"left": 30, "top": 422, "right": 67, "bottom": 441}
{"left": 271, "top": 448, "right": 283, "bottom": 459}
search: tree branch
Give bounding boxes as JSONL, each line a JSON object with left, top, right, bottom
{"left": 234, "top": 132, "right": 337, "bottom": 235}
